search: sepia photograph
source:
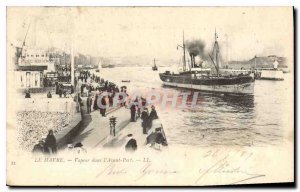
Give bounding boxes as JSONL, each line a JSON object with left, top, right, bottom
{"left": 6, "top": 6, "right": 294, "bottom": 186}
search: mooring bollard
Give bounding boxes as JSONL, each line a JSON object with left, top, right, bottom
{"left": 109, "top": 116, "right": 117, "bottom": 136}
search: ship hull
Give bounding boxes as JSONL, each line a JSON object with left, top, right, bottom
{"left": 159, "top": 73, "right": 254, "bottom": 94}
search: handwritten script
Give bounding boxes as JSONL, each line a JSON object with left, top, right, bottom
{"left": 90, "top": 150, "right": 266, "bottom": 185}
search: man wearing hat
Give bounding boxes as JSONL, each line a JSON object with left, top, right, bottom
{"left": 125, "top": 134, "right": 137, "bottom": 152}
{"left": 74, "top": 142, "right": 87, "bottom": 154}
{"left": 148, "top": 105, "right": 158, "bottom": 128}
{"left": 141, "top": 108, "right": 149, "bottom": 134}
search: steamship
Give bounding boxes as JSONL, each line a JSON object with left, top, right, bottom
{"left": 159, "top": 31, "right": 255, "bottom": 95}
{"left": 152, "top": 58, "right": 158, "bottom": 71}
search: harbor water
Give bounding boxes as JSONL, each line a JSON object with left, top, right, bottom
{"left": 97, "top": 67, "right": 293, "bottom": 147}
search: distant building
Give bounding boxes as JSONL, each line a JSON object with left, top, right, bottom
{"left": 227, "top": 55, "right": 287, "bottom": 70}
{"left": 19, "top": 47, "right": 55, "bottom": 72}
{"left": 13, "top": 46, "right": 55, "bottom": 91}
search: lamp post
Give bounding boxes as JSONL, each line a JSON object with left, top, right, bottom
{"left": 109, "top": 116, "right": 117, "bottom": 136}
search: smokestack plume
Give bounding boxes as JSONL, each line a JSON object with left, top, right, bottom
{"left": 186, "top": 39, "right": 205, "bottom": 67}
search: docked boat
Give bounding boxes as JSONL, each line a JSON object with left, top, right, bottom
{"left": 159, "top": 31, "right": 255, "bottom": 95}
{"left": 221, "top": 59, "right": 284, "bottom": 81}
{"left": 255, "top": 68, "right": 284, "bottom": 80}
{"left": 250, "top": 57, "right": 284, "bottom": 80}
{"left": 254, "top": 61, "right": 284, "bottom": 80}
{"left": 152, "top": 58, "right": 158, "bottom": 71}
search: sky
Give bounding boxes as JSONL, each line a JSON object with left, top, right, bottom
{"left": 7, "top": 7, "right": 293, "bottom": 64}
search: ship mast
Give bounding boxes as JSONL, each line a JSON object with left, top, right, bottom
{"left": 177, "top": 31, "right": 187, "bottom": 72}
{"left": 215, "top": 29, "right": 219, "bottom": 77}
{"left": 183, "top": 32, "right": 187, "bottom": 71}
{"left": 208, "top": 29, "right": 221, "bottom": 77}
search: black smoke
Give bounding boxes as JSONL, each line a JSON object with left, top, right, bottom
{"left": 186, "top": 39, "right": 205, "bottom": 67}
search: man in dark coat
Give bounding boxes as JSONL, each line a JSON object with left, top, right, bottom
{"left": 108, "top": 94, "right": 113, "bottom": 107}
{"left": 55, "top": 82, "right": 59, "bottom": 94}
{"left": 148, "top": 105, "right": 158, "bottom": 128}
{"left": 86, "top": 96, "right": 93, "bottom": 114}
{"left": 104, "top": 81, "right": 108, "bottom": 90}
{"left": 25, "top": 90, "right": 31, "bottom": 98}
{"left": 47, "top": 91, "right": 52, "bottom": 98}
{"left": 93, "top": 95, "right": 99, "bottom": 110}
{"left": 125, "top": 134, "right": 137, "bottom": 152}
{"left": 141, "top": 108, "right": 149, "bottom": 134}
{"left": 130, "top": 104, "right": 136, "bottom": 122}
{"left": 149, "top": 105, "right": 158, "bottom": 120}
{"left": 44, "top": 130, "right": 57, "bottom": 155}
{"left": 58, "top": 87, "right": 62, "bottom": 98}
{"left": 134, "top": 97, "right": 141, "bottom": 119}
{"left": 77, "top": 94, "right": 83, "bottom": 105}
{"left": 81, "top": 84, "right": 84, "bottom": 95}
{"left": 100, "top": 96, "right": 107, "bottom": 117}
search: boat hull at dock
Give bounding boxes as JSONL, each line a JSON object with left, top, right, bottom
{"left": 162, "top": 81, "right": 254, "bottom": 94}
{"left": 256, "top": 70, "right": 284, "bottom": 81}
{"left": 159, "top": 73, "right": 255, "bottom": 95}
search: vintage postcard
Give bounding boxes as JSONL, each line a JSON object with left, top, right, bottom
{"left": 6, "top": 7, "right": 294, "bottom": 186}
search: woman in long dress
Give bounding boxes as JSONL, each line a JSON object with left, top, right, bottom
{"left": 44, "top": 130, "right": 57, "bottom": 155}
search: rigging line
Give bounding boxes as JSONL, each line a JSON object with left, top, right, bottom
{"left": 208, "top": 53, "right": 218, "bottom": 72}
{"left": 20, "top": 19, "right": 32, "bottom": 57}
{"left": 23, "top": 20, "right": 31, "bottom": 45}
{"left": 17, "top": 18, "right": 31, "bottom": 65}
{"left": 212, "top": 40, "right": 222, "bottom": 69}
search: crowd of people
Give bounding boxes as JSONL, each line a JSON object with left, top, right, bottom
{"left": 122, "top": 101, "right": 164, "bottom": 152}
{"left": 78, "top": 70, "right": 128, "bottom": 117}
{"left": 55, "top": 82, "right": 74, "bottom": 98}
{"left": 80, "top": 75, "right": 121, "bottom": 96}
{"left": 43, "top": 78, "right": 55, "bottom": 87}
{"left": 76, "top": 70, "right": 166, "bottom": 152}
{"left": 128, "top": 98, "right": 158, "bottom": 134}
{"left": 16, "top": 111, "right": 70, "bottom": 152}
{"left": 141, "top": 105, "right": 158, "bottom": 134}
{"left": 124, "top": 104, "right": 167, "bottom": 152}
{"left": 20, "top": 69, "right": 167, "bottom": 154}
{"left": 77, "top": 70, "right": 91, "bottom": 83}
